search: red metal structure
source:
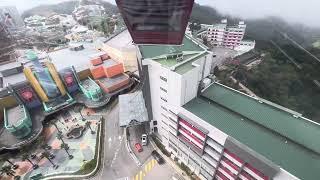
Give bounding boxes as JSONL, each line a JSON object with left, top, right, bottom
{"left": 115, "top": 0, "right": 194, "bottom": 45}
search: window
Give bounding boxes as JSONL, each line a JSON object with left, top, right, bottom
{"left": 160, "top": 76, "right": 167, "bottom": 82}
{"left": 160, "top": 87, "right": 167, "bottom": 93}
{"left": 161, "top": 106, "right": 168, "bottom": 111}
{"left": 161, "top": 113, "right": 168, "bottom": 119}
{"left": 161, "top": 97, "right": 167, "bottom": 102}
{"left": 153, "top": 121, "right": 157, "bottom": 125}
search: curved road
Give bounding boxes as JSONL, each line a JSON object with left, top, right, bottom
{"left": 91, "top": 103, "right": 139, "bottom": 180}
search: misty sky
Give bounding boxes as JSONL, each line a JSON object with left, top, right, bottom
{"left": 1, "top": 0, "right": 319, "bottom": 27}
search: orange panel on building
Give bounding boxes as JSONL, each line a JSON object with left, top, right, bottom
{"left": 101, "top": 53, "right": 110, "bottom": 61}
{"left": 97, "top": 74, "right": 130, "bottom": 93}
{"left": 90, "top": 65, "right": 105, "bottom": 79}
{"left": 104, "top": 63, "right": 124, "bottom": 78}
{"left": 90, "top": 57, "right": 103, "bottom": 66}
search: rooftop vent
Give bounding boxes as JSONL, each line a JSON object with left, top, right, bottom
{"left": 166, "top": 52, "right": 184, "bottom": 62}
{"left": 293, "top": 114, "right": 299, "bottom": 118}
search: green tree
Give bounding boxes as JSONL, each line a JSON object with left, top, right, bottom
{"left": 85, "top": 121, "right": 95, "bottom": 134}
{"left": 74, "top": 105, "right": 85, "bottom": 121}
{"left": 51, "top": 121, "right": 62, "bottom": 133}
{"left": 60, "top": 143, "right": 73, "bottom": 159}
{"left": 56, "top": 131, "right": 67, "bottom": 147}
{"left": 0, "top": 165, "right": 15, "bottom": 177}
{"left": 22, "top": 154, "right": 38, "bottom": 170}
{"left": 40, "top": 151, "right": 58, "bottom": 169}
{"left": 5, "top": 159, "right": 19, "bottom": 169}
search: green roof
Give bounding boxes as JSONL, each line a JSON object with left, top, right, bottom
{"left": 138, "top": 35, "right": 208, "bottom": 75}
{"left": 154, "top": 53, "right": 198, "bottom": 68}
{"left": 174, "top": 52, "right": 208, "bottom": 75}
{"left": 183, "top": 83, "right": 320, "bottom": 180}
{"left": 138, "top": 36, "right": 204, "bottom": 59}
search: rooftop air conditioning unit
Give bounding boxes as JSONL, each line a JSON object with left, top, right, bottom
{"left": 176, "top": 56, "right": 183, "bottom": 62}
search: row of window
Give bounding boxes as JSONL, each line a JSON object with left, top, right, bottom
{"left": 160, "top": 96, "right": 167, "bottom": 102}
{"left": 160, "top": 75, "right": 167, "bottom": 82}
{"left": 160, "top": 87, "right": 167, "bottom": 93}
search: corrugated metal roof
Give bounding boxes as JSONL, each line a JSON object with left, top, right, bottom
{"left": 119, "top": 91, "right": 148, "bottom": 127}
{"left": 183, "top": 83, "right": 320, "bottom": 180}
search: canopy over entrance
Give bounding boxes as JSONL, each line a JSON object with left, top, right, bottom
{"left": 119, "top": 91, "right": 148, "bottom": 127}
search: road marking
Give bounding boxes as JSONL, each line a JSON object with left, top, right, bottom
{"left": 144, "top": 163, "right": 148, "bottom": 172}
{"left": 134, "top": 159, "right": 157, "bottom": 180}
{"left": 110, "top": 136, "right": 124, "bottom": 167}
{"left": 147, "top": 161, "right": 152, "bottom": 172}
{"left": 139, "top": 171, "right": 143, "bottom": 180}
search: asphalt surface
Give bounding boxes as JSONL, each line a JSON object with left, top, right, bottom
{"left": 133, "top": 156, "right": 182, "bottom": 180}
{"left": 92, "top": 103, "right": 139, "bottom": 180}
{"left": 212, "top": 47, "right": 238, "bottom": 67}
{"left": 91, "top": 102, "right": 183, "bottom": 180}
{"left": 128, "top": 124, "right": 153, "bottom": 164}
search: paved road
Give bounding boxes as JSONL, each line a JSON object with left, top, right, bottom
{"left": 92, "top": 103, "right": 139, "bottom": 180}
{"left": 128, "top": 124, "right": 153, "bottom": 164}
{"left": 91, "top": 102, "right": 183, "bottom": 180}
{"left": 133, "top": 157, "right": 181, "bottom": 180}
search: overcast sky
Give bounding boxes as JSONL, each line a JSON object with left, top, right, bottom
{"left": 1, "top": 0, "right": 319, "bottom": 27}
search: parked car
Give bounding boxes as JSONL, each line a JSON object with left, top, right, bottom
{"left": 135, "top": 143, "right": 143, "bottom": 152}
{"left": 141, "top": 134, "right": 148, "bottom": 146}
{"left": 151, "top": 150, "right": 164, "bottom": 164}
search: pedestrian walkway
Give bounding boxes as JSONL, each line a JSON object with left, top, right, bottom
{"left": 133, "top": 159, "right": 157, "bottom": 180}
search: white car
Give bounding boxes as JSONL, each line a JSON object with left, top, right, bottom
{"left": 141, "top": 134, "right": 148, "bottom": 146}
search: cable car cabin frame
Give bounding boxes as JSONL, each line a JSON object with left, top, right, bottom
{"left": 116, "top": 0, "right": 194, "bottom": 45}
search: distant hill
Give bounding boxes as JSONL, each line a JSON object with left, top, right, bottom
{"left": 190, "top": 3, "right": 320, "bottom": 48}
{"left": 21, "top": 2, "right": 319, "bottom": 47}
{"left": 21, "top": 0, "right": 118, "bottom": 18}
{"left": 21, "top": 1, "right": 79, "bottom": 18}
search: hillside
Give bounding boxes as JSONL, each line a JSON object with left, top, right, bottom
{"left": 21, "top": 0, "right": 118, "bottom": 18}
{"left": 190, "top": 3, "right": 320, "bottom": 48}
{"left": 21, "top": 1, "right": 78, "bottom": 18}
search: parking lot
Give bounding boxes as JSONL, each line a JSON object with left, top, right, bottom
{"left": 128, "top": 124, "right": 153, "bottom": 164}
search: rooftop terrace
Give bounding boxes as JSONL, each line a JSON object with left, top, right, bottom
{"left": 183, "top": 82, "right": 320, "bottom": 180}
{"left": 138, "top": 35, "right": 209, "bottom": 75}
{"left": 48, "top": 42, "right": 101, "bottom": 71}
{"left": 138, "top": 36, "right": 205, "bottom": 59}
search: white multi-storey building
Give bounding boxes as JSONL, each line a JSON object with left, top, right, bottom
{"left": 136, "top": 34, "right": 320, "bottom": 180}
{"left": 206, "top": 19, "right": 255, "bottom": 52}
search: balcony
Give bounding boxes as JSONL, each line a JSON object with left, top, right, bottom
{"left": 179, "top": 128, "right": 204, "bottom": 149}
{"left": 218, "top": 167, "right": 236, "bottom": 180}
{"left": 206, "top": 138, "right": 223, "bottom": 153}
{"left": 203, "top": 153, "right": 218, "bottom": 168}
{"left": 223, "top": 150, "right": 244, "bottom": 167}
{"left": 204, "top": 145, "right": 220, "bottom": 161}
{"left": 243, "top": 164, "right": 268, "bottom": 180}
{"left": 220, "top": 159, "right": 239, "bottom": 175}
{"left": 179, "top": 119, "right": 206, "bottom": 140}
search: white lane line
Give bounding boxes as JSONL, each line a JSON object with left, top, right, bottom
{"left": 110, "top": 136, "right": 124, "bottom": 167}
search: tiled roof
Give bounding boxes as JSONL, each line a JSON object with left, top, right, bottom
{"left": 183, "top": 82, "right": 320, "bottom": 180}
